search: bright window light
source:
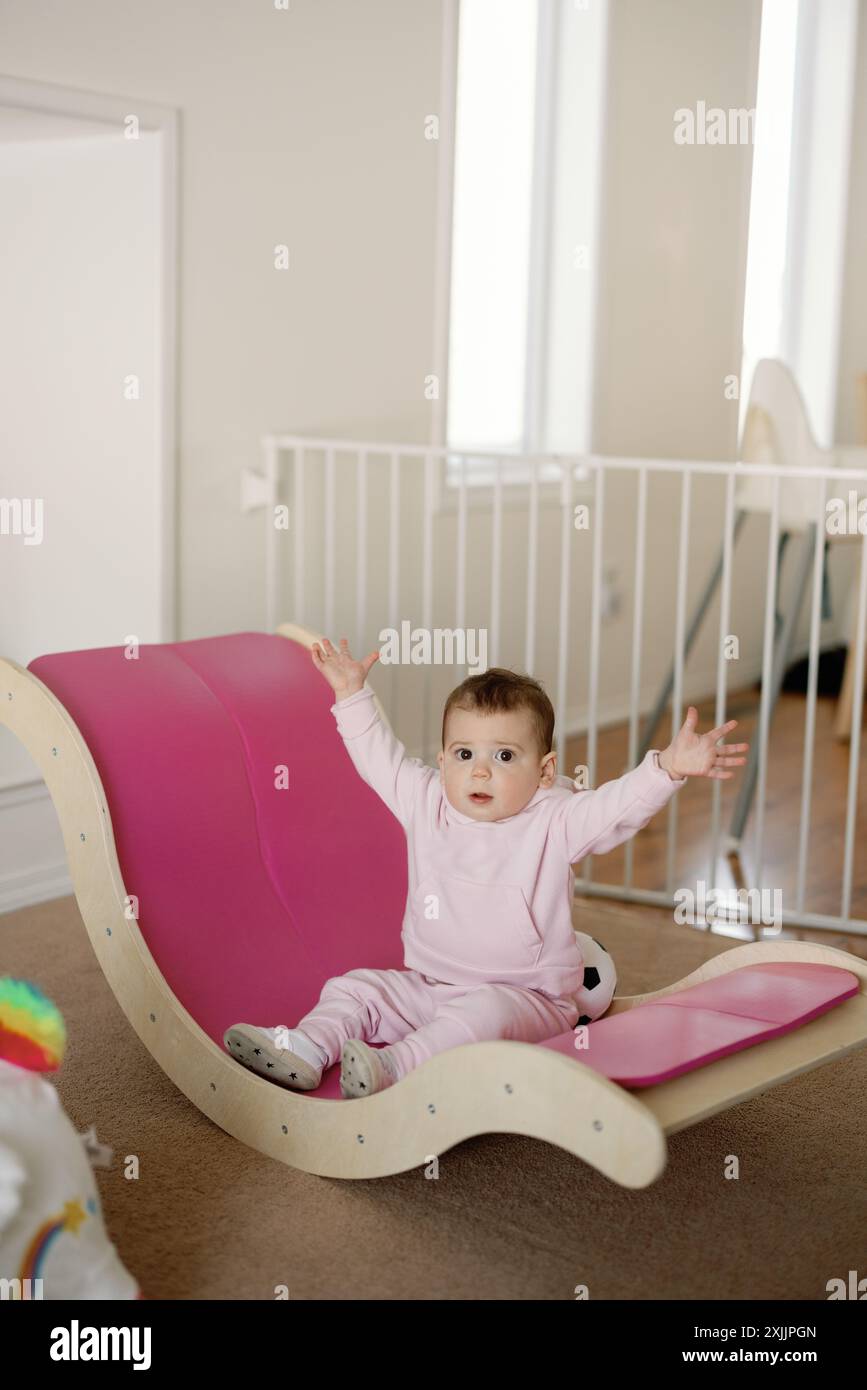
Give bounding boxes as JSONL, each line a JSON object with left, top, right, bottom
{"left": 739, "top": 0, "right": 799, "bottom": 440}
{"left": 446, "top": 0, "right": 539, "bottom": 453}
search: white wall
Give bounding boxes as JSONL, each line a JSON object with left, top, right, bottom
{"left": 0, "top": 119, "right": 163, "bottom": 909}
{"left": 0, "top": 0, "right": 447, "bottom": 910}
{"left": 0, "top": 0, "right": 447, "bottom": 643}
{"left": 593, "top": 0, "right": 761, "bottom": 461}
{"left": 0, "top": 128, "right": 162, "bottom": 671}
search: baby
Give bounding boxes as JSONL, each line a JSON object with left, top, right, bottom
{"left": 224, "top": 636, "right": 746, "bottom": 1099}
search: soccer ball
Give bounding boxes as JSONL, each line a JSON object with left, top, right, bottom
{"left": 572, "top": 931, "right": 618, "bottom": 1025}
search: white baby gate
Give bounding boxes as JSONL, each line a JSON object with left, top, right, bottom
{"left": 251, "top": 374, "right": 867, "bottom": 938}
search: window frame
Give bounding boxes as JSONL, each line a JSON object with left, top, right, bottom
{"left": 434, "top": 0, "right": 605, "bottom": 513}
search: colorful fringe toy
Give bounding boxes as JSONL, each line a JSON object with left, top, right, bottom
{"left": 0, "top": 978, "right": 66, "bottom": 1072}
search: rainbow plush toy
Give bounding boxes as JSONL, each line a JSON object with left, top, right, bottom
{"left": 0, "top": 976, "right": 140, "bottom": 1299}
{"left": 0, "top": 978, "right": 66, "bottom": 1073}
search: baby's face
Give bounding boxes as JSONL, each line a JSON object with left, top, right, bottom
{"left": 437, "top": 706, "right": 557, "bottom": 821}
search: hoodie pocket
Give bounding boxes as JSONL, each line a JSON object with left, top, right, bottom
{"left": 411, "top": 874, "right": 543, "bottom": 971}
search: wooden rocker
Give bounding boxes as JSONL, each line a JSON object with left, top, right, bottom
{"left": 2, "top": 624, "right": 867, "bottom": 1189}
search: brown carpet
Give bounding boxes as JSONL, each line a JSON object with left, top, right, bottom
{"left": 2, "top": 894, "right": 865, "bottom": 1300}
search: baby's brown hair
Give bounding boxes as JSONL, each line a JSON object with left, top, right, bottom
{"left": 441, "top": 667, "right": 555, "bottom": 763}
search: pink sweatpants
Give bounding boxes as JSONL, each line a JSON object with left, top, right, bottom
{"left": 296, "top": 968, "right": 580, "bottom": 1082}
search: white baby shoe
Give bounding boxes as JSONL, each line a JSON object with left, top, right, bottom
{"left": 223, "top": 1024, "right": 326, "bottom": 1091}
{"left": 339, "top": 1039, "right": 399, "bottom": 1099}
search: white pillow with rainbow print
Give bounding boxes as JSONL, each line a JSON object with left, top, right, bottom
{"left": 0, "top": 979, "right": 139, "bottom": 1301}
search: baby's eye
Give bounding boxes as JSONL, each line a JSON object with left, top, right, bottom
{"left": 456, "top": 748, "right": 472, "bottom": 761}
{"left": 495, "top": 749, "right": 514, "bottom": 763}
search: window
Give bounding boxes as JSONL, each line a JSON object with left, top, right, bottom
{"left": 739, "top": 0, "right": 799, "bottom": 442}
{"left": 447, "top": 0, "right": 538, "bottom": 456}
{"left": 740, "top": 0, "right": 858, "bottom": 448}
{"left": 445, "top": 0, "right": 609, "bottom": 484}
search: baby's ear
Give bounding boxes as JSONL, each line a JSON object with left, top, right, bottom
{"left": 539, "top": 752, "right": 558, "bottom": 785}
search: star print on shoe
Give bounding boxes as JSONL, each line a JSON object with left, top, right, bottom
{"left": 339, "top": 1039, "right": 399, "bottom": 1099}
{"left": 223, "top": 1023, "right": 323, "bottom": 1091}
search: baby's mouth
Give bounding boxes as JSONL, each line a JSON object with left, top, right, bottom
{"left": 469, "top": 791, "right": 493, "bottom": 803}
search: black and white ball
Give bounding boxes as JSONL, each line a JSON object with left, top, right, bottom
{"left": 572, "top": 931, "right": 618, "bottom": 1024}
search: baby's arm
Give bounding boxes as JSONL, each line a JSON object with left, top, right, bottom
{"left": 331, "top": 686, "right": 432, "bottom": 827}
{"left": 560, "top": 750, "right": 685, "bottom": 862}
{"left": 557, "top": 708, "right": 746, "bottom": 860}
{"left": 313, "top": 635, "right": 431, "bottom": 828}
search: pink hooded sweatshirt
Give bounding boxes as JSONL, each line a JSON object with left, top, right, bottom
{"left": 331, "top": 685, "right": 686, "bottom": 1002}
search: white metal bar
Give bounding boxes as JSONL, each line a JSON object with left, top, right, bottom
{"left": 456, "top": 454, "right": 467, "bottom": 637}
{"left": 324, "top": 447, "right": 335, "bottom": 637}
{"left": 796, "top": 478, "right": 829, "bottom": 913}
{"left": 422, "top": 452, "right": 434, "bottom": 634}
{"left": 841, "top": 524, "right": 867, "bottom": 919}
{"left": 491, "top": 456, "right": 502, "bottom": 666}
{"left": 263, "top": 438, "right": 279, "bottom": 632}
{"left": 571, "top": 880, "right": 867, "bottom": 936}
{"left": 355, "top": 449, "right": 368, "bottom": 655}
{"left": 293, "top": 447, "right": 305, "bottom": 625}
{"left": 422, "top": 451, "right": 434, "bottom": 758}
{"left": 525, "top": 455, "right": 540, "bottom": 673}
{"left": 388, "top": 452, "right": 400, "bottom": 621}
{"left": 389, "top": 450, "right": 400, "bottom": 727}
{"left": 556, "top": 460, "right": 574, "bottom": 787}
{"left": 582, "top": 463, "right": 604, "bottom": 885}
{"left": 753, "top": 475, "right": 781, "bottom": 886}
{"left": 262, "top": 435, "right": 867, "bottom": 482}
{"left": 623, "top": 466, "right": 648, "bottom": 890}
{"left": 666, "top": 470, "right": 690, "bottom": 894}
{"left": 708, "top": 472, "right": 736, "bottom": 887}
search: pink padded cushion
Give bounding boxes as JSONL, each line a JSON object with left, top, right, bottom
{"left": 539, "top": 962, "right": 859, "bottom": 1086}
{"left": 28, "top": 633, "right": 408, "bottom": 1100}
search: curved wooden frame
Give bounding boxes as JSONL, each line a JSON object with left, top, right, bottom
{"left": 2, "top": 622, "right": 867, "bottom": 1187}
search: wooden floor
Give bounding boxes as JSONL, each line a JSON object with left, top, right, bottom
{"left": 564, "top": 680, "right": 867, "bottom": 961}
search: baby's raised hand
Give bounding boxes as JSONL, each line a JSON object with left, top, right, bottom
{"left": 659, "top": 707, "right": 749, "bottom": 780}
{"left": 311, "top": 635, "right": 379, "bottom": 697}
